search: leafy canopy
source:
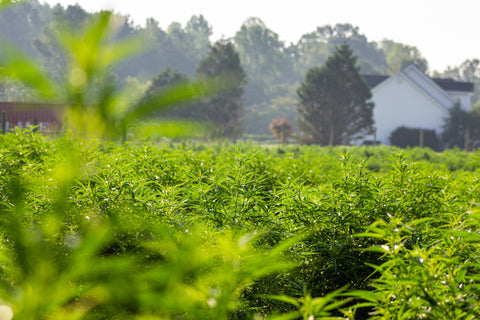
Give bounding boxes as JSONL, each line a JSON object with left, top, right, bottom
{"left": 442, "top": 101, "right": 480, "bottom": 149}
{"left": 195, "top": 40, "right": 246, "bottom": 140}
{"left": 297, "top": 43, "right": 374, "bottom": 145}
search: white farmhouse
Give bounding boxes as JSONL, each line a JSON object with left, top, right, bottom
{"left": 363, "top": 65, "right": 474, "bottom": 145}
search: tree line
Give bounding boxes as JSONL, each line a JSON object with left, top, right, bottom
{"left": 295, "top": 44, "right": 480, "bottom": 149}
{"left": 0, "top": 0, "right": 479, "bottom": 140}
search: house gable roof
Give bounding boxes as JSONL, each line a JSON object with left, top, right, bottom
{"left": 367, "top": 68, "right": 449, "bottom": 113}
{"left": 363, "top": 66, "right": 474, "bottom": 93}
{"left": 363, "top": 65, "right": 474, "bottom": 112}
{"left": 401, "top": 65, "right": 455, "bottom": 110}
{"left": 362, "top": 74, "right": 389, "bottom": 88}
{"left": 431, "top": 78, "right": 474, "bottom": 92}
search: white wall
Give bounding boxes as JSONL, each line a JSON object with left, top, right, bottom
{"left": 371, "top": 74, "right": 448, "bottom": 145}
{"left": 446, "top": 91, "right": 472, "bottom": 111}
{"left": 403, "top": 67, "right": 454, "bottom": 108}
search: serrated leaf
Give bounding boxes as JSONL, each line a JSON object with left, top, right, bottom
{"left": 262, "top": 295, "right": 300, "bottom": 308}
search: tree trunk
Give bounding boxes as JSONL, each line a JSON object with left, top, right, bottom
{"left": 329, "top": 124, "right": 334, "bottom": 146}
{"left": 2, "top": 112, "right": 5, "bottom": 134}
{"left": 121, "top": 122, "right": 127, "bottom": 145}
{"left": 465, "top": 127, "right": 470, "bottom": 151}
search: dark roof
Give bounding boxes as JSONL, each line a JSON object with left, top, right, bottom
{"left": 362, "top": 74, "right": 474, "bottom": 93}
{"left": 432, "top": 78, "right": 474, "bottom": 92}
{"left": 362, "top": 74, "right": 388, "bottom": 88}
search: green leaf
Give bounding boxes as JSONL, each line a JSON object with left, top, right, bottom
{"left": 267, "top": 311, "right": 302, "bottom": 320}
{"left": 0, "top": 42, "right": 57, "bottom": 98}
{"left": 262, "top": 295, "right": 301, "bottom": 308}
{"left": 345, "top": 290, "right": 381, "bottom": 303}
{"left": 123, "top": 79, "right": 216, "bottom": 123}
{"left": 0, "top": 0, "right": 21, "bottom": 9}
{"left": 129, "top": 120, "right": 208, "bottom": 139}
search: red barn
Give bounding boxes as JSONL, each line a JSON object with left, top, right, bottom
{"left": 0, "top": 102, "right": 63, "bottom": 134}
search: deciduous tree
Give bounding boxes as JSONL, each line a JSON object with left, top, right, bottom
{"left": 269, "top": 117, "right": 293, "bottom": 144}
{"left": 302, "top": 23, "right": 388, "bottom": 74}
{"left": 383, "top": 41, "right": 428, "bottom": 73}
{"left": 438, "top": 59, "right": 480, "bottom": 108}
{"left": 234, "top": 18, "right": 296, "bottom": 104}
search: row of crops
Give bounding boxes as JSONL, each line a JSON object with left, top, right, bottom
{"left": 0, "top": 128, "right": 479, "bottom": 319}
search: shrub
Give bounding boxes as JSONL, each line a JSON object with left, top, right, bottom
{"left": 269, "top": 117, "right": 293, "bottom": 144}
{"left": 389, "top": 126, "right": 440, "bottom": 150}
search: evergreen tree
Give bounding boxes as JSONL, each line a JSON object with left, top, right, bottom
{"left": 141, "top": 68, "right": 192, "bottom": 118}
{"left": 297, "top": 43, "right": 374, "bottom": 145}
{"left": 442, "top": 102, "right": 480, "bottom": 149}
{"left": 143, "top": 68, "right": 189, "bottom": 101}
{"left": 196, "top": 40, "right": 246, "bottom": 140}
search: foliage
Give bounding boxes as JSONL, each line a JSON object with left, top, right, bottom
{"left": 441, "top": 59, "right": 480, "bottom": 82}
{"left": 2, "top": 3, "right": 480, "bottom": 320}
{"left": 442, "top": 102, "right": 480, "bottom": 149}
{"left": 0, "top": 2, "right": 455, "bottom": 137}
{"left": 0, "top": 132, "right": 479, "bottom": 319}
{"left": 381, "top": 41, "right": 429, "bottom": 73}
{"left": 0, "top": 10, "right": 215, "bottom": 141}
{"left": 234, "top": 17, "right": 297, "bottom": 105}
{"left": 142, "top": 68, "right": 189, "bottom": 103}
{"left": 354, "top": 193, "right": 480, "bottom": 319}
{"left": 0, "top": 0, "right": 51, "bottom": 58}
{"left": 269, "top": 117, "right": 293, "bottom": 144}
{"left": 119, "top": 14, "right": 212, "bottom": 81}
{"left": 390, "top": 126, "right": 440, "bottom": 150}
{"left": 436, "top": 59, "right": 480, "bottom": 107}
{"left": 195, "top": 40, "right": 246, "bottom": 140}
{"left": 243, "top": 95, "right": 298, "bottom": 135}
{"left": 296, "top": 24, "right": 388, "bottom": 75}
{"left": 297, "top": 44, "right": 374, "bottom": 145}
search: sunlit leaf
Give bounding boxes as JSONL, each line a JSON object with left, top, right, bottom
{"left": 0, "top": 42, "right": 57, "bottom": 98}
{"left": 0, "top": 0, "right": 21, "bottom": 9}
{"left": 123, "top": 78, "right": 217, "bottom": 124}
{"left": 262, "top": 295, "right": 300, "bottom": 308}
{"left": 129, "top": 120, "right": 208, "bottom": 139}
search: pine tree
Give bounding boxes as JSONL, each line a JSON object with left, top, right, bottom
{"left": 143, "top": 68, "right": 189, "bottom": 101}
{"left": 441, "top": 102, "right": 480, "bottom": 149}
{"left": 196, "top": 40, "right": 246, "bottom": 140}
{"left": 297, "top": 43, "right": 374, "bottom": 145}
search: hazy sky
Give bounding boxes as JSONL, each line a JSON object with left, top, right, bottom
{"left": 40, "top": 0, "right": 480, "bottom": 73}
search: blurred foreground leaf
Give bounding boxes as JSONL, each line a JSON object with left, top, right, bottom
{"left": 129, "top": 120, "right": 209, "bottom": 140}
{"left": 0, "top": 42, "right": 57, "bottom": 99}
{"left": 0, "top": 9, "right": 216, "bottom": 140}
{"left": 0, "top": 0, "right": 21, "bottom": 9}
